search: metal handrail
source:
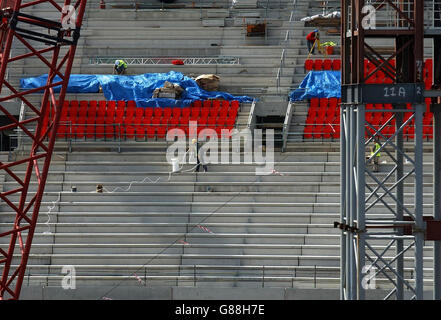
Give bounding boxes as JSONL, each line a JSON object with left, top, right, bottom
{"left": 281, "top": 100, "right": 294, "bottom": 152}
{"left": 275, "top": 0, "right": 298, "bottom": 94}
{"left": 246, "top": 99, "right": 258, "bottom": 132}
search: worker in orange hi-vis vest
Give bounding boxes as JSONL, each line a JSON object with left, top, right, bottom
{"left": 306, "top": 29, "right": 319, "bottom": 55}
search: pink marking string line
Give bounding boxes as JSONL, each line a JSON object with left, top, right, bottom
{"left": 271, "top": 169, "right": 284, "bottom": 176}
{"left": 328, "top": 123, "right": 336, "bottom": 133}
{"left": 197, "top": 224, "right": 214, "bottom": 234}
{"left": 133, "top": 273, "right": 146, "bottom": 286}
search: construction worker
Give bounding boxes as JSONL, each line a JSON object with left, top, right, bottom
{"left": 306, "top": 29, "right": 319, "bottom": 55}
{"left": 113, "top": 59, "right": 127, "bottom": 75}
{"left": 191, "top": 138, "right": 208, "bottom": 173}
{"left": 370, "top": 138, "right": 381, "bottom": 172}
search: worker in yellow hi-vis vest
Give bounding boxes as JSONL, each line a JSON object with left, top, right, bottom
{"left": 370, "top": 138, "right": 381, "bottom": 172}
{"left": 114, "top": 59, "right": 128, "bottom": 75}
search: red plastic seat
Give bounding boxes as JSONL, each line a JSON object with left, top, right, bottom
{"left": 323, "top": 124, "right": 333, "bottom": 139}
{"left": 179, "top": 116, "right": 189, "bottom": 126}
{"left": 107, "top": 100, "right": 116, "bottom": 109}
{"left": 85, "top": 118, "right": 95, "bottom": 139}
{"left": 161, "top": 115, "right": 170, "bottom": 126}
{"left": 383, "top": 125, "right": 395, "bottom": 138}
{"left": 125, "top": 126, "right": 135, "bottom": 139}
{"left": 376, "top": 70, "right": 385, "bottom": 81}
{"left": 332, "top": 59, "right": 341, "bottom": 70}
{"left": 191, "top": 106, "right": 200, "bottom": 118}
{"left": 74, "top": 124, "right": 85, "bottom": 139}
{"left": 126, "top": 105, "right": 136, "bottom": 120}
{"left": 228, "top": 108, "right": 238, "bottom": 120}
{"left": 423, "top": 123, "right": 433, "bottom": 140}
{"left": 127, "top": 100, "right": 136, "bottom": 109}
{"left": 323, "top": 59, "right": 332, "bottom": 70}
{"left": 310, "top": 98, "right": 319, "bottom": 109}
{"left": 68, "top": 100, "right": 79, "bottom": 122}
{"left": 96, "top": 117, "right": 105, "bottom": 139}
{"left": 207, "top": 117, "right": 217, "bottom": 130}
{"left": 78, "top": 101, "right": 88, "bottom": 118}
{"left": 329, "top": 97, "right": 338, "bottom": 108}
{"left": 105, "top": 124, "right": 115, "bottom": 139}
{"left": 225, "top": 118, "right": 235, "bottom": 130}
{"left": 153, "top": 108, "right": 163, "bottom": 119}
{"left": 313, "top": 125, "right": 323, "bottom": 139}
{"left": 171, "top": 108, "right": 181, "bottom": 119}
{"left": 217, "top": 117, "right": 226, "bottom": 128}
{"left": 135, "top": 125, "right": 145, "bottom": 140}
{"left": 304, "top": 125, "right": 313, "bottom": 139}
{"left": 105, "top": 106, "right": 116, "bottom": 124}
{"left": 326, "top": 107, "right": 336, "bottom": 121}
{"left": 105, "top": 101, "right": 115, "bottom": 119}
{"left": 135, "top": 108, "right": 144, "bottom": 121}
{"left": 181, "top": 107, "right": 191, "bottom": 118}
{"left": 115, "top": 104, "right": 125, "bottom": 120}
{"left": 192, "top": 100, "right": 202, "bottom": 109}
{"left": 87, "top": 103, "right": 97, "bottom": 121}
{"left": 56, "top": 101, "right": 70, "bottom": 138}
{"left": 319, "top": 98, "right": 328, "bottom": 109}
{"left": 219, "top": 107, "right": 229, "bottom": 119}
{"left": 151, "top": 116, "right": 161, "bottom": 126}
{"left": 209, "top": 106, "right": 219, "bottom": 118}
{"left": 163, "top": 107, "right": 172, "bottom": 118}
{"left": 197, "top": 117, "right": 207, "bottom": 132}
{"left": 200, "top": 107, "right": 209, "bottom": 118}
{"left": 157, "top": 126, "right": 166, "bottom": 139}
{"left": 230, "top": 100, "right": 239, "bottom": 111}
{"left": 212, "top": 100, "right": 221, "bottom": 109}
{"left": 97, "top": 101, "right": 107, "bottom": 118}
{"left": 142, "top": 116, "right": 152, "bottom": 127}
{"left": 314, "top": 59, "right": 323, "bottom": 70}
{"left": 146, "top": 127, "right": 155, "bottom": 139}
{"left": 203, "top": 100, "right": 212, "bottom": 109}
{"left": 305, "top": 59, "right": 314, "bottom": 71}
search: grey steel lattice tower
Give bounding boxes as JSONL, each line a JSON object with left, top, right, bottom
{"left": 339, "top": 0, "right": 441, "bottom": 300}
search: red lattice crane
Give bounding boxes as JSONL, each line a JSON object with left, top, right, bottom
{"left": 0, "top": 0, "right": 87, "bottom": 299}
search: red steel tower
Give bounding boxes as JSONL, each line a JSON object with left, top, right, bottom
{"left": 0, "top": 0, "right": 87, "bottom": 299}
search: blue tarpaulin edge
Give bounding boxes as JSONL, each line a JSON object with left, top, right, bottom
{"left": 289, "top": 71, "right": 341, "bottom": 101}
{"left": 20, "top": 71, "right": 255, "bottom": 108}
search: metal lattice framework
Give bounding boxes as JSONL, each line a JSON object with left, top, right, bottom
{"left": 88, "top": 56, "right": 240, "bottom": 65}
{"left": 339, "top": 0, "right": 438, "bottom": 300}
{"left": 0, "top": 0, "right": 87, "bottom": 300}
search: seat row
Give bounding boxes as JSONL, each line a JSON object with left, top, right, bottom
{"left": 303, "top": 98, "right": 435, "bottom": 140}
{"left": 305, "top": 58, "right": 433, "bottom": 89}
{"left": 41, "top": 99, "right": 240, "bottom": 140}
{"left": 304, "top": 59, "right": 341, "bottom": 71}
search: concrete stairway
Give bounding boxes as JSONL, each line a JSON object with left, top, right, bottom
{"left": 0, "top": 141, "right": 438, "bottom": 292}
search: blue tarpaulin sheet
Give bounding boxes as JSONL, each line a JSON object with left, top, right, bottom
{"left": 20, "top": 71, "right": 254, "bottom": 108}
{"left": 289, "top": 71, "right": 341, "bottom": 101}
